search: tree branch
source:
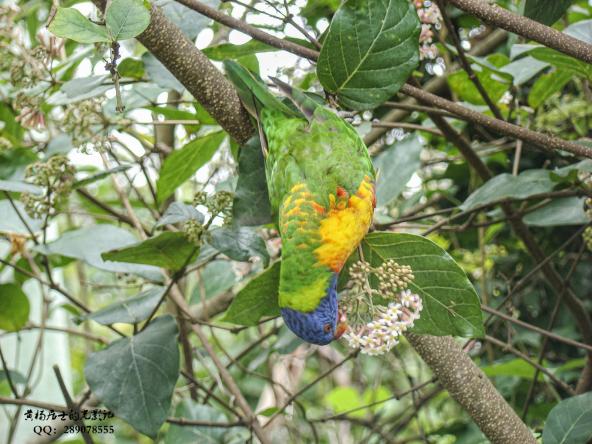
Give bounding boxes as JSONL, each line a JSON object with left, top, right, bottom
{"left": 446, "top": 0, "right": 592, "bottom": 64}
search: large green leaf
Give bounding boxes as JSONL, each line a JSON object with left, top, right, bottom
{"left": 48, "top": 7, "right": 110, "bottom": 43}
{"left": 222, "top": 262, "right": 280, "bottom": 326}
{"left": 165, "top": 400, "right": 229, "bottom": 444}
{"left": 156, "top": 132, "right": 225, "bottom": 202}
{"left": 102, "top": 232, "right": 199, "bottom": 271}
{"left": 105, "top": 0, "right": 151, "bottom": 41}
{"left": 373, "top": 135, "right": 423, "bottom": 207}
{"left": 0, "top": 284, "right": 30, "bottom": 332}
{"left": 316, "top": 0, "right": 420, "bottom": 110}
{"left": 529, "top": 47, "right": 592, "bottom": 80}
{"left": 357, "top": 233, "right": 483, "bottom": 337}
{"left": 35, "top": 225, "right": 161, "bottom": 278}
{"left": 523, "top": 197, "right": 589, "bottom": 226}
{"left": 460, "top": 170, "right": 554, "bottom": 211}
{"left": 232, "top": 137, "right": 272, "bottom": 227}
{"left": 543, "top": 392, "right": 592, "bottom": 444}
{"left": 208, "top": 226, "right": 269, "bottom": 267}
{"left": 85, "top": 315, "right": 179, "bottom": 438}
{"left": 83, "top": 287, "right": 165, "bottom": 325}
{"left": 522, "top": 0, "right": 573, "bottom": 25}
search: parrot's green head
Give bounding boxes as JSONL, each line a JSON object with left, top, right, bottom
{"left": 280, "top": 274, "right": 347, "bottom": 345}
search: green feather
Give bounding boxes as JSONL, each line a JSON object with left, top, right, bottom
{"left": 226, "top": 62, "right": 375, "bottom": 312}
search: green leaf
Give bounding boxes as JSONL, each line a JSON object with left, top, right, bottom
{"left": 118, "top": 58, "right": 145, "bottom": 79}
{"left": 85, "top": 315, "right": 179, "bottom": 438}
{"left": 232, "top": 137, "right": 272, "bottom": 226}
{"left": 73, "top": 165, "right": 131, "bottom": 188}
{"left": 373, "top": 135, "right": 423, "bottom": 207}
{"left": 499, "top": 56, "right": 548, "bottom": 86}
{"left": 528, "top": 69, "right": 572, "bottom": 108}
{"left": 203, "top": 40, "right": 277, "bottom": 60}
{"left": 543, "top": 392, "right": 592, "bottom": 444}
{"left": 35, "top": 225, "right": 161, "bottom": 278}
{"left": 358, "top": 232, "right": 484, "bottom": 337}
{"left": 102, "top": 232, "right": 199, "bottom": 271}
{"left": 565, "top": 19, "right": 592, "bottom": 44}
{"left": 209, "top": 226, "right": 269, "bottom": 267}
{"left": 324, "top": 387, "right": 364, "bottom": 417}
{"left": 448, "top": 55, "right": 510, "bottom": 106}
{"left": 47, "top": 75, "right": 112, "bottom": 106}
{"left": 481, "top": 359, "right": 544, "bottom": 380}
{"left": 222, "top": 262, "right": 281, "bottom": 326}
{"left": 156, "top": 132, "right": 225, "bottom": 202}
{"left": 165, "top": 400, "right": 228, "bottom": 444}
{"left": 522, "top": 0, "right": 573, "bottom": 26}
{"left": 82, "top": 287, "right": 165, "bottom": 325}
{"left": 144, "top": 106, "right": 200, "bottom": 134}
{"left": 0, "top": 180, "right": 43, "bottom": 195}
{"left": 317, "top": 0, "right": 420, "bottom": 110}
{"left": 48, "top": 7, "right": 110, "bottom": 43}
{"left": 529, "top": 47, "right": 592, "bottom": 80}
{"left": 523, "top": 197, "right": 589, "bottom": 226}
{"left": 0, "top": 200, "right": 42, "bottom": 234}
{"left": 0, "top": 369, "right": 27, "bottom": 385}
{"left": 157, "top": 0, "right": 218, "bottom": 40}
{"left": 155, "top": 202, "right": 204, "bottom": 228}
{"left": 460, "top": 170, "right": 554, "bottom": 211}
{"left": 0, "top": 284, "right": 30, "bottom": 332}
{"left": 105, "top": 0, "right": 151, "bottom": 41}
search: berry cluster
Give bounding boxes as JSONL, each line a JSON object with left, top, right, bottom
{"left": 341, "top": 259, "right": 423, "bottom": 355}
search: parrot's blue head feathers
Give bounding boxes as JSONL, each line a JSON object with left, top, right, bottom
{"left": 280, "top": 274, "right": 347, "bottom": 345}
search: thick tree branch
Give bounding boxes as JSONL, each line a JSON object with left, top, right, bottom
{"left": 406, "top": 334, "right": 536, "bottom": 444}
{"left": 446, "top": 0, "right": 592, "bottom": 64}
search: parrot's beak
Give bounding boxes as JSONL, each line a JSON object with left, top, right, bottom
{"left": 334, "top": 309, "right": 348, "bottom": 339}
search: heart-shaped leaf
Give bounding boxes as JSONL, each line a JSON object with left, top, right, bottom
{"left": 85, "top": 315, "right": 179, "bottom": 438}
{"left": 317, "top": 0, "right": 420, "bottom": 110}
{"left": 105, "top": 0, "right": 151, "bottom": 41}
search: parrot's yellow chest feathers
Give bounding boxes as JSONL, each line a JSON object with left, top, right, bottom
{"left": 315, "top": 176, "right": 375, "bottom": 272}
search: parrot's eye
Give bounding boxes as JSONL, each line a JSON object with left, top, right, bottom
{"left": 323, "top": 323, "right": 332, "bottom": 333}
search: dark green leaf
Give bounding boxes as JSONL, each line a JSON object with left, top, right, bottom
{"left": 317, "top": 0, "right": 420, "bottom": 110}
{"left": 83, "top": 287, "right": 165, "bottom": 325}
{"left": 118, "top": 58, "right": 145, "bottom": 79}
{"left": 36, "top": 225, "right": 161, "bottom": 278}
{"left": 373, "top": 135, "right": 423, "bottom": 207}
{"left": 0, "top": 283, "right": 30, "bottom": 332}
{"left": 523, "top": 197, "right": 589, "bottom": 226}
{"left": 0, "top": 200, "right": 42, "bottom": 234}
{"left": 85, "top": 315, "right": 179, "bottom": 438}
{"left": 209, "top": 226, "right": 269, "bottom": 267}
{"left": 460, "top": 170, "right": 554, "bottom": 211}
{"left": 48, "top": 7, "right": 110, "bottom": 43}
{"left": 529, "top": 47, "right": 592, "bottom": 80}
{"left": 157, "top": 131, "right": 225, "bottom": 202}
{"left": 165, "top": 400, "right": 229, "bottom": 444}
{"left": 155, "top": 202, "right": 204, "bottom": 227}
{"left": 105, "top": 0, "right": 151, "bottom": 41}
{"left": 203, "top": 40, "right": 277, "bottom": 60}
{"left": 222, "top": 262, "right": 280, "bottom": 326}
{"left": 358, "top": 232, "right": 484, "bottom": 337}
{"left": 522, "top": 0, "right": 573, "bottom": 26}
{"left": 528, "top": 69, "right": 572, "bottom": 108}
{"left": 232, "top": 137, "right": 272, "bottom": 226}
{"left": 543, "top": 392, "right": 592, "bottom": 444}
{"left": 102, "top": 232, "right": 199, "bottom": 271}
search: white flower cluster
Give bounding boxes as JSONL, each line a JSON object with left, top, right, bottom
{"left": 343, "top": 290, "right": 423, "bottom": 355}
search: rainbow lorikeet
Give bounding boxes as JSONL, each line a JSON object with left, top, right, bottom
{"left": 226, "top": 62, "right": 376, "bottom": 345}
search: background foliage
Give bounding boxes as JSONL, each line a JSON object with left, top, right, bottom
{"left": 0, "top": 0, "right": 591, "bottom": 443}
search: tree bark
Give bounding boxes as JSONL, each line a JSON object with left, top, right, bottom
{"left": 406, "top": 334, "right": 536, "bottom": 444}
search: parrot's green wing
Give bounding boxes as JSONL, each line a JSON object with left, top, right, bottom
{"left": 225, "top": 61, "right": 376, "bottom": 312}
